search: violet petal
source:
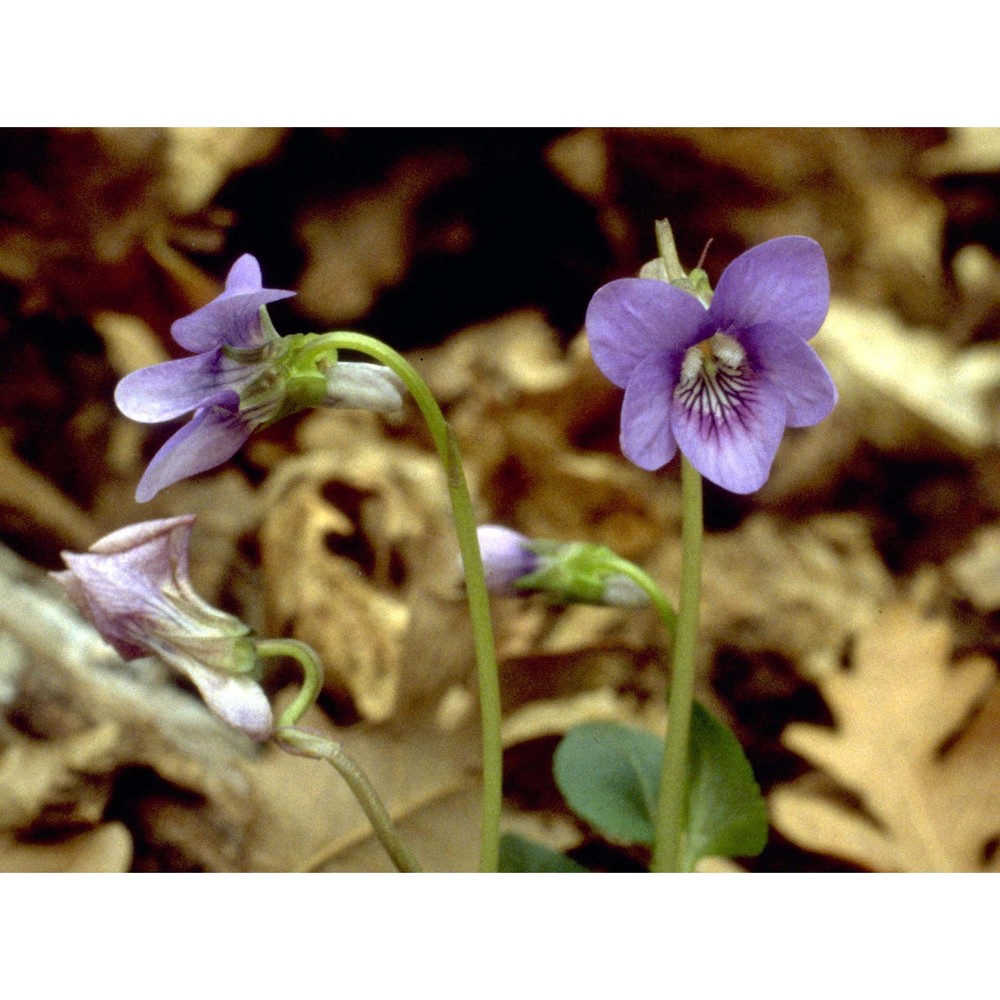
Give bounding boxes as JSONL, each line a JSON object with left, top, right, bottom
{"left": 710, "top": 237, "right": 829, "bottom": 341}
{"left": 171, "top": 292, "right": 293, "bottom": 353}
{"left": 171, "top": 254, "right": 295, "bottom": 353}
{"left": 179, "top": 658, "right": 273, "bottom": 741}
{"left": 744, "top": 324, "right": 839, "bottom": 427}
{"left": 86, "top": 515, "right": 195, "bottom": 558}
{"left": 224, "top": 253, "right": 265, "bottom": 293}
{"left": 620, "top": 354, "right": 681, "bottom": 471}
{"left": 476, "top": 525, "right": 538, "bottom": 593}
{"left": 670, "top": 375, "right": 788, "bottom": 493}
{"left": 114, "top": 352, "right": 240, "bottom": 422}
{"left": 586, "top": 278, "right": 709, "bottom": 388}
{"left": 135, "top": 404, "right": 250, "bottom": 502}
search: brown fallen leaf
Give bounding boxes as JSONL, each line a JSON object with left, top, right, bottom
{"left": 0, "top": 822, "right": 132, "bottom": 873}
{"left": 698, "top": 513, "right": 895, "bottom": 681}
{"left": 946, "top": 522, "right": 1000, "bottom": 612}
{"left": 0, "top": 723, "right": 119, "bottom": 833}
{"left": 0, "top": 429, "right": 97, "bottom": 551}
{"left": 770, "top": 601, "right": 1000, "bottom": 871}
{"left": 239, "top": 698, "right": 481, "bottom": 872}
{"left": 164, "top": 128, "right": 287, "bottom": 216}
{"left": 258, "top": 427, "right": 457, "bottom": 721}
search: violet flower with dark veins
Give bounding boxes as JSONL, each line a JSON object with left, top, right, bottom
{"left": 52, "top": 516, "right": 272, "bottom": 740}
{"left": 115, "top": 254, "right": 404, "bottom": 502}
{"left": 585, "top": 237, "right": 837, "bottom": 494}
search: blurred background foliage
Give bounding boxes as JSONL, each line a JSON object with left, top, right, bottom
{"left": 2, "top": 128, "right": 1000, "bottom": 872}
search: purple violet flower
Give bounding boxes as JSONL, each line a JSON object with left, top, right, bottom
{"left": 51, "top": 515, "right": 273, "bottom": 741}
{"left": 585, "top": 236, "right": 837, "bottom": 494}
{"left": 115, "top": 255, "right": 295, "bottom": 502}
{"left": 115, "top": 254, "right": 404, "bottom": 502}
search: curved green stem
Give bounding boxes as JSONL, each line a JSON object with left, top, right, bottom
{"left": 306, "top": 332, "right": 502, "bottom": 873}
{"left": 599, "top": 554, "right": 677, "bottom": 646}
{"left": 651, "top": 455, "right": 703, "bottom": 872}
{"left": 255, "top": 638, "right": 325, "bottom": 730}
{"left": 275, "top": 726, "right": 423, "bottom": 873}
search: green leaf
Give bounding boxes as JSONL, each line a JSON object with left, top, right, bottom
{"left": 551, "top": 705, "right": 768, "bottom": 869}
{"left": 683, "top": 701, "right": 768, "bottom": 871}
{"left": 553, "top": 722, "right": 663, "bottom": 846}
{"left": 499, "top": 834, "right": 588, "bottom": 873}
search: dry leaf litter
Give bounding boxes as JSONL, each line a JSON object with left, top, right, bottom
{"left": 1, "top": 128, "right": 999, "bottom": 871}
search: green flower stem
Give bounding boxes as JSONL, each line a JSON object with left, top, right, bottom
{"left": 254, "top": 638, "right": 325, "bottom": 730}
{"left": 274, "top": 726, "right": 423, "bottom": 873}
{"left": 308, "top": 331, "right": 502, "bottom": 873}
{"left": 651, "top": 455, "right": 704, "bottom": 872}
{"left": 599, "top": 554, "right": 677, "bottom": 646}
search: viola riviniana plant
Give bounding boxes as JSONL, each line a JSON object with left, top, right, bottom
{"left": 585, "top": 236, "right": 837, "bottom": 494}
{"left": 112, "top": 252, "right": 503, "bottom": 870}
{"left": 115, "top": 254, "right": 403, "bottom": 501}
{"left": 52, "top": 516, "right": 272, "bottom": 740}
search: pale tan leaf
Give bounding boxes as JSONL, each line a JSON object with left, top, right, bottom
{"left": 771, "top": 602, "right": 999, "bottom": 871}
{"left": 240, "top": 699, "right": 480, "bottom": 872}
{"left": 0, "top": 723, "right": 119, "bottom": 831}
{"left": 821, "top": 296, "right": 1000, "bottom": 452}
{"left": 258, "top": 436, "right": 453, "bottom": 721}
{"left": 947, "top": 522, "right": 1000, "bottom": 612}
{"left": 770, "top": 787, "right": 900, "bottom": 873}
{"left": 0, "top": 822, "right": 132, "bottom": 873}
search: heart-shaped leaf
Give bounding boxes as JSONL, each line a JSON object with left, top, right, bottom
{"left": 499, "top": 833, "right": 587, "bottom": 872}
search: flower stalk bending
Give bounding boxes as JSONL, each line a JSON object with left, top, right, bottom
{"left": 299, "top": 332, "right": 503, "bottom": 874}
{"left": 275, "top": 726, "right": 423, "bottom": 873}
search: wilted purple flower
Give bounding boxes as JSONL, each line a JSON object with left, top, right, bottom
{"left": 585, "top": 237, "right": 837, "bottom": 494}
{"left": 52, "top": 516, "right": 272, "bottom": 740}
{"left": 474, "top": 525, "right": 647, "bottom": 608}
{"left": 115, "top": 254, "right": 404, "bottom": 502}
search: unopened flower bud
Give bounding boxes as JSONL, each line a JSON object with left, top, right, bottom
{"left": 471, "top": 525, "right": 649, "bottom": 609}
{"left": 324, "top": 362, "right": 405, "bottom": 414}
{"left": 475, "top": 525, "right": 541, "bottom": 594}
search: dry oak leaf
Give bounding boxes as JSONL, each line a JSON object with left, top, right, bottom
{"left": 0, "top": 822, "right": 132, "bottom": 873}
{"left": 770, "top": 602, "right": 1000, "bottom": 872}
{"left": 0, "top": 723, "right": 119, "bottom": 833}
{"left": 259, "top": 431, "right": 455, "bottom": 722}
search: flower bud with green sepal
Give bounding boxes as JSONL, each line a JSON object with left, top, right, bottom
{"left": 474, "top": 525, "right": 648, "bottom": 609}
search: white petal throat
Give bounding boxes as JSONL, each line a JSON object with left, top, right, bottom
{"left": 673, "top": 334, "right": 755, "bottom": 430}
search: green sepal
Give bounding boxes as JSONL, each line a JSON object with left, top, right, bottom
{"left": 516, "top": 541, "right": 640, "bottom": 606}
{"left": 688, "top": 267, "right": 714, "bottom": 306}
{"left": 499, "top": 833, "right": 588, "bottom": 872}
{"left": 260, "top": 332, "right": 332, "bottom": 425}
{"left": 225, "top": 326, "right": 339, "bottom": 429}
